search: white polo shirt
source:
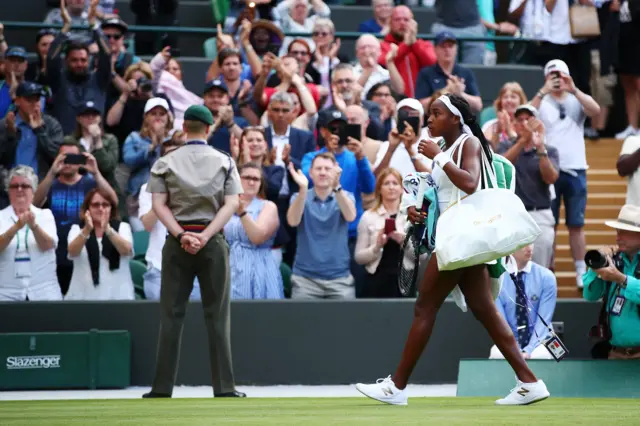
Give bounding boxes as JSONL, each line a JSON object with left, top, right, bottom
{"left": 538, "top": 93, "right": 587, "bottom": 170}
{"left": 0, "top": 205, "right": 62, "bottom": 301}
{"left": 620, "top": 136, "right": 640, "bottom": 206}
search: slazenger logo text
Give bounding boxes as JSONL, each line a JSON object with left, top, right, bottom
{"left": 6, "top": 355, "right": 61, "bottom": 369}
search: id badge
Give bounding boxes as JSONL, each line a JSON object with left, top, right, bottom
{"left": 543, "top": 332, "right": 569, "bottom": 362}
{"left": 611, "top": 296, "right": 626, "bottom": 316}
{"left": 14, "top": 256, "right": 32, "bottom": 278}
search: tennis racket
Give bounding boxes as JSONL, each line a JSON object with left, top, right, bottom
{"left": 397, "top": 178, "right": 428, "bottom": 297}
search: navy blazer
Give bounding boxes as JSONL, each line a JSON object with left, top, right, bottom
{"left": 265, "top": 126, "right": 316, "bottom": 194}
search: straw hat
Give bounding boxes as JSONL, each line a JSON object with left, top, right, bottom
{"left": 604, "top": 204, "right": 640, "bottom": 233}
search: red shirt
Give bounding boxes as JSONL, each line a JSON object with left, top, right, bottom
{"left": 378, "top": 34, "right": 436, "bottom": 98}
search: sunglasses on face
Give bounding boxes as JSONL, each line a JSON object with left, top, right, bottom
{"left": 241, "top": 176, "right": 261, "bottom": 183}
{"left": 9, "top": 184, "right": 32, "bottom": 190}
{"left": 105, "top": 33, "right": 123, "bottom": 40}
{"left": 90, "top": 202, "right": 111, "bottom": 209}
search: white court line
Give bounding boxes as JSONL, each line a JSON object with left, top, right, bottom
{"left": 0, "top": 384, "right": 457, "bottom": 401}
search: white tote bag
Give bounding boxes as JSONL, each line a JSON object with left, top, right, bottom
{"left": 435, "top": 139, "right": 541, "bottom": 271}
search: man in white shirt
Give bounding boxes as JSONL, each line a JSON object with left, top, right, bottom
{"left": 531, "top": 59, "right": 601, "bottom": 288}
{"left": 352, "top": 34, "right": 404, "bottom": 100}
{"left": 373, "top": 98, "right": 430, "bottom": 177}
{"left": 617, "top": 136, "right": 640, "bottom": 206}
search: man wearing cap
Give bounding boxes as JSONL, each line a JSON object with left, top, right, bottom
{"left": 415, "top": 32, "right": 482, "bottom": 113}
{"left": 144, "top": 104, "right": 245, "bottom": 399}
{"left": 301, "top": 109, "right": 375, "bottom": 297}
{"left": 373, "top": 98, "right": 431, "bottom": 177}
{"left": 378, "top": 6, "right": 436, "bottom": 98}
{"left": 0, "top": 82, "right": 63, "bottom": 205}
{"left": 102, "top": 17, "right": 141, "bottom": 111}
{"left": 0, "top": 46, "right": 30, "bottom": 119}
{"left": 497, "top": 104, "right": 559, "bottom": 268}
{"left": 583, "top": 204, "right": 640, "bottom": 360}
{"left": 531, "top": 59, "right": 600, "bottom": 288}
{"left": 46, "top": 2, "right": 111, "bottom": 134}
{"left": 203, "top": 79, "right": 246, "bottom": 154}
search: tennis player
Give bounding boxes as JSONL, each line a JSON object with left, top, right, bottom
{"left": 356, "top": 94, "right": 550, "bottom": 406}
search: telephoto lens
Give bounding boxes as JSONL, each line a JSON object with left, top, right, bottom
{"left": 584, "top": 250, "right": 608, "bottom": 269}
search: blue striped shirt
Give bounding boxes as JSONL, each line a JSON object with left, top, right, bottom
{"left": 495, "top": 261, "right": 558, "bottom": 354}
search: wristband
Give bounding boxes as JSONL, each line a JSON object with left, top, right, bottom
{"left": 238, "top": 211, "right": 248, "bottom": 218}
{"left": 176, "top": 231, "right": 185, "bottom": 241}
{"left": 433, "top": 152, "right": 452, "bottom": 169}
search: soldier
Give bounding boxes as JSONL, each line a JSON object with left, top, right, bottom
{"left": 143, "top": 105, "right": 246, "bottom": 398}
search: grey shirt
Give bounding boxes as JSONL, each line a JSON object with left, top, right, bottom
{"left": 435, "top": 0, "right": 480, "bottom": 28}
{"left": 497, "top": 139, "right": 560, "bottom": 209}
{"left": 147, "top": 142, "right": 243, "bottom": 222}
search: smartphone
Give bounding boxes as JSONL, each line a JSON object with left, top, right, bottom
{"left": 346, "top": 124, "right": 361, "bottom": 142}
{"left": 384, "top": 218, "right": 396, "bottom": 234}
{"left": 397, "top": 115, "right": 421, "bottom": 135}
{"left": 330, "top": 123, "right": 349, "bottom": 146}
{"left": 266, "top": 43, "right": 281, "bottom": 56}
{"left": 64, "top": 154, "right": 87, "bottom": 165}
{"left": 551, "top": 71, "right": 561, "bottom": 90}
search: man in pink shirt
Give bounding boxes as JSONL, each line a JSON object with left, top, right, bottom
{"left": 378, "top": 6, "right": 436, "bottom": 98}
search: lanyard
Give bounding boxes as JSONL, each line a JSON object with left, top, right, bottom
{"left": 14, "top": 223, "right": 29, "bottom": 253}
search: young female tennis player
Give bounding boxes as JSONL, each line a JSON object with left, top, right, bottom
{"left": 356, "top": 94, "right": 549, "bottom": 406}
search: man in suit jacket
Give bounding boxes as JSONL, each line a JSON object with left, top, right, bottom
{"left": 264, "top": 91, "right": 316, "bottom": 266}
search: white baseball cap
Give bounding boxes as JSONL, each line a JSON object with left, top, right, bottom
{"left": 514, "top": 104, "right": 539, "bottom": 118}
{"left": 396, "top": 98, "right": 424, "bottom": 117}
{"left": 144, "top": 97, "right": 170, "bottom": 114}
{"left": 544, "top": 59, "right": 570, "bottom": 77}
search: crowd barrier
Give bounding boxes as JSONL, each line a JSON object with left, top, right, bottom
{"left": 0, "top": 299, "right": 599, "bottom": 388}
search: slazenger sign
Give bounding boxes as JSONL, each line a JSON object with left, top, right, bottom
{"left": 6, "top": 355, "right": 61, "bottom": 370}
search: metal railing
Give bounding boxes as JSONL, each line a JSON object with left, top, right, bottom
{"left": 2, "top": 21, "right": 534, "bottom": 44}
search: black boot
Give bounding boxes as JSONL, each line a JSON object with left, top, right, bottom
{"left": 142, "top": 391, "right": 171, "bottom": 398}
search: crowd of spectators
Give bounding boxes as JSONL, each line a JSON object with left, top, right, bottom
{"left": 0, "top": 0, "right": 637, "bottom": 320}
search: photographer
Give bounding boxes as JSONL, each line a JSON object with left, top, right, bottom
{"left": 583, "top": 204, "right": 640, "bottom": 360}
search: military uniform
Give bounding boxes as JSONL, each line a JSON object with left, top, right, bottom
{"left": 145, "top": 105, "right": 244, "bottom": 397}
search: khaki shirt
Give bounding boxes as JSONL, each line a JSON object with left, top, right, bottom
{"left": 147, "top": 142, "right": 243, "bottom": 222}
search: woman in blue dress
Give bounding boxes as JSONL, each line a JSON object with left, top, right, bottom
{"left": 224, "top": 163, "right": 283, "bottom": 299}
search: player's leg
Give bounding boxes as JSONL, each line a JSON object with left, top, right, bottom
{"left": 458, "top": 265, "right": 549, "bottom": 405}
{"left": 355, "top": 254, "right": 462, "bottom": 405}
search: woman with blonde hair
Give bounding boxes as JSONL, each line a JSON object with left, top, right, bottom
{"left": 121, "top": 98, "right": 173, "bottom": 225}
{"left": 482, "top": 82, "right": 527, "bottom": 149}
{"left": 354, "top": 167, "right": 407, "bottom": 298}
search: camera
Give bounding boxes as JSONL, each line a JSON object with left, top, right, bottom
{"left": 584, "top": 250, "right": 623, "bottom": 271}
{"left": 137, "top": 77, "right": 153, "bottom": 93}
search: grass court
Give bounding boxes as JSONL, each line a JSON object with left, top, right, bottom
{"left": 1, "top": 397, "right": 637, "bottom": 425}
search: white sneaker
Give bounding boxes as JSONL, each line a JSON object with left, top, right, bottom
{"left": 495, "top": 379, "right": 550, "bottom": 406}
{"left": 615, "top": 125, "right": 638, "bottom": 140}
{"left": 355, "top": 375, "right": 408, "bottom": 406}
